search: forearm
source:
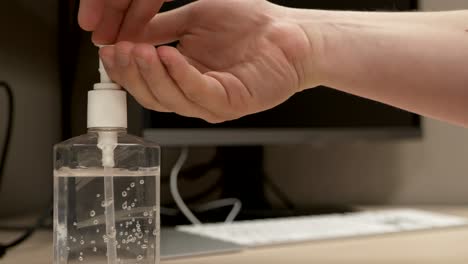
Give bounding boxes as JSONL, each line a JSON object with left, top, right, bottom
{"left": 290, "top": 9, "right": 468, "bottom": 126}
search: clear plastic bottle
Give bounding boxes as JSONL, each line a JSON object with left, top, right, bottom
{"left": 54, "top": 129, "right": 160, "bottom": 264}
{"left": 53, "top": 54, "right": 160, "bottom": 264}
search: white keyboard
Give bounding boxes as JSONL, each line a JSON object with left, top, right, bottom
{"left": 177, "top": 209, "right": 467, "bottom": 247}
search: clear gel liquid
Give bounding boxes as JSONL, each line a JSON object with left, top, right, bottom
{"left": 54, "top": 168, "right": 160, "bottom": 264}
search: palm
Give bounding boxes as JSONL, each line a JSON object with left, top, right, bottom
{"left": 176, "top": 0, "right": 306, "bottom": 117}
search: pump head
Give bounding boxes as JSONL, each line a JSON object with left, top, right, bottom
{"left": 87, "top": 46, "right": 128, "bottom": 129}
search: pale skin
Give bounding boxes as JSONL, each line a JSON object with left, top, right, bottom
{"left": 79, "top": 0, "right": 468, "bottom": 126}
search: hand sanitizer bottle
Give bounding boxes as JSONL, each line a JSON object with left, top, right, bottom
{"left": 53, "top": 52, "right": 160, "bottom": 264}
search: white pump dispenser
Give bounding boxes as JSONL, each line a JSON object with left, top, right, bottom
{"left": 87, "top": 57, "right": 127, "bottom": 129}
{"left": 87, "top": 51, "right": 127, "bottom": 168}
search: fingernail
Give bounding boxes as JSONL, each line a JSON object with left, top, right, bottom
{"left": 135, "top": 57, "right": 150, "bottom": 70}
{"left": 116, "top": 52, "right": 130, "bottom": 67}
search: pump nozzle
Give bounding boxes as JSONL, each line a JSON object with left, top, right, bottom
{"left": 97, "top": 45, "right": 112, "bottom": 84}
{"left": 99, "top": 58, "right": 112, "bottom": 83}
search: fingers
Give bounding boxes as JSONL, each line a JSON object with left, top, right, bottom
{"left": 132, "top": 44, "right": 224, "bottom": 122}
{"left": 92, "top": 3, "right": 127, "bottom": 44}
{"left": 99, "top": 43, "right": 170, "bottom": 112}
{"left": 141, "top": 4, "right": 192, "bottom": 45}
{"left": 88, "top": 0, "right": 168, "bottom": 44}
{"left": 117, "top": 0, "right": 167, "bottom": 42}
{"left": 78, "top": 0, "right": 105, "bottom": 31}
{"left": 157, "top": 46, "right": 245, "bottom": 120}
{"left": 157, "top": 46, "right": 225, "bottom": 108}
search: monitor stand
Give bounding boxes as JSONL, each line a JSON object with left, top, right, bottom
{"left": 218, "top": 146, "right": 270, "bottom": 210}
{"left": 160, "top": 146, "right": 353, "bottom": 225}
{"left": 217, "top": 146, "right": 354, "bottom": 220}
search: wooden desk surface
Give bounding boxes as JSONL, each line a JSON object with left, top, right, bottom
{"left": 2, "top": 207, "right": 468, "bottom": 264}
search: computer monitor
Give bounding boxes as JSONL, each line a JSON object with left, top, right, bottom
{"left": 144, "top": 0, "right": 420, "bottom": 146}
{"left": 143, "top": 0, "right": 420, "bottom": 220}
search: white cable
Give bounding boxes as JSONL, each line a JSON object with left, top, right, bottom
{"left": 170, "top": 147, "right": 243, "bottom": 225}
{"left": 170, "top": 147, "right": 202, "bottom": 225}
{"left": 194, "top": 198, "right": 242, "bottom": 223}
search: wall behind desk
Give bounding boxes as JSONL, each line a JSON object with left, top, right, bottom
{"left": 265, "top": 0, "right": 468, "bottom": 207}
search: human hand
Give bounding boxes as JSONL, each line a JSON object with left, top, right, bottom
{"left": 100, "top": 0, "right": 320, "bottom": 123}
{"left": 78, "top": 0, "right": 173, "bottom": 44}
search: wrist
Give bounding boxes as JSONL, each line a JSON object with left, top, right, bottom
{"left": 277, "top": 7, "right": 330, "bottom": 91}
